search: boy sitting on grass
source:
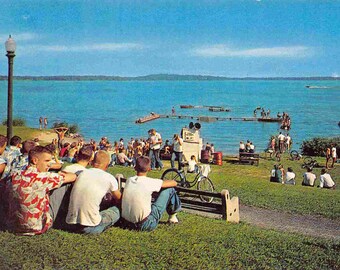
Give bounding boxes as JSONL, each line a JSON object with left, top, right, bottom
{"left": 121, "top": 156, "right": 181, "bottom": 231}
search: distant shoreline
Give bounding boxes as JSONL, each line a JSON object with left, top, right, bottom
{"left": 0, "top": 74, "right": 339, "bottom": 81}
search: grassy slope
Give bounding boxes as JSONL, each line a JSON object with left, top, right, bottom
{"left": 111, "top": 156, "right": 339, "bottom": 219}
{"left": 0, "top": 126, "right": 339, "bottom": 269}
{"left": 0, "top": 215, "right": 339, "bottom": 270}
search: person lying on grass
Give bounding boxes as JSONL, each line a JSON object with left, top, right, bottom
{"left": 7, "top": 145, "right": 77, "bottom": 235}
{"left": 65, "top": 150, "right": 121, "bottom": 234}
{"left": 121, "top": 156, "right": 181, "bottom": 231}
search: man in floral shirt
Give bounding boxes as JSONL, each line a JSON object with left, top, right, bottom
{"left": 7, "top": 145, "right": 76, "bottom": 235}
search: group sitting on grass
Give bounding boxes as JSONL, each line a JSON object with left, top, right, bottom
{"left": 270, "top": 164, "right": 336, "bottom": 189}
{"left": 0, "top": 134, "right": 181, "bottom": 236}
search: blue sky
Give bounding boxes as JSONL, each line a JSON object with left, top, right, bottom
{"left": 0, "top": 0, "right": 339, "bottom": 77}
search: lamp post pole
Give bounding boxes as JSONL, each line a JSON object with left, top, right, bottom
{"left": 5, "top": 35, "right": 16, "bottom": 145}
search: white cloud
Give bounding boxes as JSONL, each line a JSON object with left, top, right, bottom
{"left": 20, "top": 42, "right": 144, "bottom": 53}
{"left": 0, "top": 32, "right": 37, "bottom": 42}
{"left": 192, "top": 44, "right": 313, "bottom": 58}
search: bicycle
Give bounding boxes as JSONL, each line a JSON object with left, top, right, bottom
{"left": 161, "top": 165, "right": 215, "bottom": 203}
{"left": 301, "top": 156, "right": 319, "bottom": 169}
{"left": 290, "top": 150, "right": 302, "bottom": 161}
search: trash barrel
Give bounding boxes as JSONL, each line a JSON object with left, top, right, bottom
{"left": 201, "top": 150, "right": 210, "bottom": 164}
{"left": 213, "top": 152, "right": 223, "bottom": 165}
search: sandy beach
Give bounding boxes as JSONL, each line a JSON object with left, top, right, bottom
{"left": 36, "top": 130, "right": 81, "bottom": 145}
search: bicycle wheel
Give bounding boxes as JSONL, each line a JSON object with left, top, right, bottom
{"left": 161, "top": 168, "right": 184, "bottom": 184}
{"left": 303, "top": 156, "right": 312, "bottom": 166}
{"left": 290, "top": 150, "right": 299, "bottom": 160}
{"left": 197, "top": 176, "right": 215, "bottom": 203}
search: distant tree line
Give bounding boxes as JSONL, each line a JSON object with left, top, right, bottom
{"left": 0, "top": 75, "right": 339, "bottom": 81}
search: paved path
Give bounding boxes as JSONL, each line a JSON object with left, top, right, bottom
{"left": 240, "top": 204, "right": 340, "bottom": 241}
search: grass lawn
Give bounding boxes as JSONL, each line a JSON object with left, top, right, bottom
{"left": 0, "top": 126, "right": 339, "bottom": 269}
{"left": 0, "top": 214, "right": 339, "bottom": 270}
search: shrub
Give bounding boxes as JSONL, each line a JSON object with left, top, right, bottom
{"left": 2, "top": 117, "right": 26, "bottom": 126}
{"left": 300, "top": 136, "right": 340, "bottom": 156}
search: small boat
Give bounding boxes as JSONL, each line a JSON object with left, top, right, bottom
{"left": 305, "top": 85, "right": 331, "bottom": 89}
{"left": 135, "top": 113, "right": 160, "bottom": 124}
{"left": 180, "top": 105, "right": 194, "bottom": 109}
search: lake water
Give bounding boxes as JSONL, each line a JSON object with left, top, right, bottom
{"left": 0, "top": 79, "right": 339, "bottom": 154}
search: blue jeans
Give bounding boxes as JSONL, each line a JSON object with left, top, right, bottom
{"left": 149, "top": 148, "right": 163, "bottom": 169}
{"left": 140, "top": 188, "right": 181, "bottom": 232}
{"left": 171, "top": 151, "right": 183, "bottom": 170}
{"left": 82, "top": 206, "right": 120, "bottom": 234}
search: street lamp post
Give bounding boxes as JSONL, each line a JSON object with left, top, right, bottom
{"left": 5, "top": 35, "right": 16, "bottom": 144}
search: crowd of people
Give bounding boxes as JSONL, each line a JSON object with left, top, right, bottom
{"left": 267, "top": 132, "right": 292, "bottom": 156}
{"left": 0, "top": 133, "right": 181, "bottom": 235}
{"left": 270, "top": 164, "right": 336, "bottom": 189}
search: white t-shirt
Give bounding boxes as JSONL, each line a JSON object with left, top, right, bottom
{"left": 66, "top": 168, "right": 119, "bottom": 226}
{"left": 121, "top": 176, "right": 163, "bottom": 223}
{"left": 303, "top": 172, "right": 316, "bottom": 186}
{"left": 320, "top": 173, "right": 335, "bottom": 188}
{"left": 63, "top": 163, "right": 87, "bottom": 174}
{"left": 331, "top": 147, "right": 337, "bottom": 158}
{"left": 187, "top": 160, "right": 197, "bottom": 172}
{"left": 150, "top": 132, "right": 162, "bottom": 150}
{"left": 173, "top": 138, "right": 183, "bottom": 152}
{"left": 286, "top": 171, "right": 295, "bottom": 181}
{"left": 278, "top": 134, "right": 285, "bottom": 141}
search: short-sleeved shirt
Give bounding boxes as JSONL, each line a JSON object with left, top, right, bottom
{"left": 0, "top": 146, "right": 22, "bottom": 181}
{"left": 66, "top": 168, "right": 119, "bottom": 226}
{"left": 303, "top": 172, "right": 316, "bottom": 186}
{"left": 331, "top": 147, "right": 337, "bottom": 158}
{"left": 320, "top": 173, "right": 335, "bottom": 188}
{"left": 122, "top": 176, "right": 163, "bottom": 223}
{"left": 172, "top": 138, "right": 183, "bottom": 152}
{"left": 8, "top": 166, "right": 64, "bottom": 235}
{"left": 150, "top": 132, "right": 162, "bottom": 150}
{"left": 63, "top": 163, "right": 87, "bottom": 174}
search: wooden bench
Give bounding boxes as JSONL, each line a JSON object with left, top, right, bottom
{"left": 116, "top": 175, "right": 239, "bottom": 223}
{"left": 239, "top": 152, "right": 260, "bottom": 166}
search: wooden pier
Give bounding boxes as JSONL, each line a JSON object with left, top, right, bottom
{"left": 135, "top": 113, "right": 281, "bottom": 124}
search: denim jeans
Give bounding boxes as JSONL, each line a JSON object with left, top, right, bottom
{"left": 82, "top": 206, "right": 120, "bottom": 234}
{"left": 140, "top": 187, "right": 181, "bottom": 232}
{"left": 149, "top": 148, "right": 163, "bottom": 169}
{"left": 171, "top": 151, "right": 183, "bottom": 170}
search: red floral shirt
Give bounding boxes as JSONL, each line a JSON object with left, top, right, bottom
{"left": 8, "top": 166, "right": 64, "bottom": 235}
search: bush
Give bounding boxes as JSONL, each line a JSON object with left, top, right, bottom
{"left": 2, "top": 117, "right": 26, "bottom": 126}
{"left": 52, "top": 121, "right": 80, "bottom": 135}
{"left": 300, "top": 136, "right": 340, "bottom": 156}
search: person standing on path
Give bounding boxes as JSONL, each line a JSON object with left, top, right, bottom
{"left": 43, "top": 117, "right": 48, "bottom": 129}
{"left": 148, "top": 129, "right": 163, "bottom": 170}
{"left": 39, "top": 117, "right": 43, "bottom": 130}
{"left": 171, "top": 134, "right": 183, "bottom": 170}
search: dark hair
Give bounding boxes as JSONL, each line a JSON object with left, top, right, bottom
{"left": 0, "top": 135, "right": 7, "bottom": 147}
{"left": 29, "top": 146, "right": 52, "bottom": 164}
{"left": 76, "top": 144, "right": 94, "bottom": 162}
{"left": 21, "top": 140, "right": 36, "bottom": 154}
{"left": 321, "top": 168, "right": 327, "bottom": 174}
{"left": 45, "top": 143, "right": 57, "bottom": 152}
{"left": 10, "top": 135, "right": 22, "bottom": 146}
{"left": 287, "top": 167, "right": 293, "bottom": 172}
{"left": 306, "top": 167, "right": 313, "bottom": 172}
{"left": 135, "top": 156, "right": 151, "bottom": 173}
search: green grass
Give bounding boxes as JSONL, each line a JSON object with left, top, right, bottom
{"left": 111, "top": 156, "right": 339, "bottom": 219}
{"left": 0, "top": 125, "right": 42, "bottom": 141}
{"left": 0, "top": 214, "right": 339, "bottom": 270}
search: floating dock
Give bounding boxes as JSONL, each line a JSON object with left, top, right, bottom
{"left": 180, "top": 105, "right": 231, "bottom": 112}
{"left": 135, "top": 113, "right": 281, "bottom": 124}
